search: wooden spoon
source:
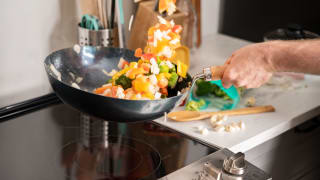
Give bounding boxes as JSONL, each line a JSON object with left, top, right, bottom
{"left": 168, "top": 105, "right": 275, "bottom": 122}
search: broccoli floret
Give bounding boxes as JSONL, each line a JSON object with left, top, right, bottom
{"left": 195, "top": 79, "right": 214, "bottom": 96}
{"left": 196, "top": 79, "right": 231, "bottom": 99}
{"left": 168, "top": 72, "right": 178, "bottom": 89}
{"left": 115, "top": 74, "right": 132, "bottom": 89}
{"left": 185, "top": 99, "right": 206, "bottom": 111}
{"left": 167, "top": 73, "right": 192, "bottom": 97}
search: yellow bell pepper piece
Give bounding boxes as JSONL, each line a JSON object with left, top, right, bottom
{"left": 177, "top": 60, "right": 187, "bottom": 78}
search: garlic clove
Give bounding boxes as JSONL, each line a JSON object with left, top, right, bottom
{"left": 196, "top": 125, "right": 204, "bottom": 131}
{"left": 231, "top": 122, "right": 240, "bottom": 131}
{"left": 246, "top": 97, "right": 256, "bottom": 107}
{"left": 200, "top": 128, "right": 209, "bottom": 135}
{"left": 238, "top": 121, "right": 246, "bottom": 130}
{"left": 210, "top": 115, "right": 218, "bottom": 123}
{"left": 213, "top": 124, "right": 225, "bottom": 132}
{"left": 225, "top": 125, "right": 236, "bottom": 133}
{"left": 221, "top": 115, "right": 228, "bottom": 122}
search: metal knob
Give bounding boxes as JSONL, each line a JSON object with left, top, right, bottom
{"left": 223, "top": 152, "right": 247, "bottom": 176}
{"left": 203, "top": 67, "right": 212, "bottom": 81}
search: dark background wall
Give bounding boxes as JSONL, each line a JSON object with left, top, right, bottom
{"left": 218, "top": 0, "right": 320, "bottom": 42}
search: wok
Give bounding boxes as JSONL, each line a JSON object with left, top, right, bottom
{"left": 44, "top": 46, "right": 188, "bottom": 122}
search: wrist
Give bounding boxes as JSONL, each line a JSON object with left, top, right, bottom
{"left": 261, "top": 40, "right": 285, "bottom": 72}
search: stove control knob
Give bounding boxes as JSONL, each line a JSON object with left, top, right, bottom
{"left": 223, "top": 152, "right": 246, "bottom": 176}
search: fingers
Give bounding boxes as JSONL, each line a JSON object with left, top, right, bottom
{"left": 221, "top": 66, "right": 236, "bottom": 89}
{"left": 224, "top": 54, "right": 235, "bottom": 65}
{"left": 222, "top": 67, "right": 272, "bottom": 89}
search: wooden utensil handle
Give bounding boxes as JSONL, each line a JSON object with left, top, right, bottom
{"left": 210, "top": 65, "right": 226, "bottom": 80}
{"left": 204, "top": 105, "right": 275, "bottom": 117}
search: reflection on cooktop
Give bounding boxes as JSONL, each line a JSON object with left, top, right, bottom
{"left": 53, "top": 136, "right": 162, "bottom": 180}
{"left": 0, "top": 105, "right": 217, "bottom": 180}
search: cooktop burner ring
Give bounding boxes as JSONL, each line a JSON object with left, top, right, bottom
{"left": 52, "top": 136, "right": 162, "bottom": 180}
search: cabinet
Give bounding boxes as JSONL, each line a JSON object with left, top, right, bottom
{"left": 246, "top": 117, "right": 320, "bottom": 179}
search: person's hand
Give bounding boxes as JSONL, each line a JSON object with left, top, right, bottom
{"left": 221, "top": 43, "right": 275, "bottom": 89}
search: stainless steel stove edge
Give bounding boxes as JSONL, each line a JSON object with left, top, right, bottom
{"left": 159, "top": 148, "right": 272, "bottom": 180}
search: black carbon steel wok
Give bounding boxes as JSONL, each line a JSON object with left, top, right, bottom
{"left": 44, "top": 46, "right": 188, "bottom": 122}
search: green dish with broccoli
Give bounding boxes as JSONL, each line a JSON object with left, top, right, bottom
{"left": 186, "top": 79, "right": 243, "bottom": 111}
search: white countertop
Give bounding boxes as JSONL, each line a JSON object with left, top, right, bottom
{"left": 154, "top": 33, "right": 320, "bottom": 153}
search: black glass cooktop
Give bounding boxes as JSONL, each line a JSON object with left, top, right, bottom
{"left": 0, "top": 104, "right": 217, "bottom": 180}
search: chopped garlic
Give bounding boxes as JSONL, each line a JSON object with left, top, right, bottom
{"left": 157, "top": 16, "right": 167, "bottom": 24}
{"left": 151, "top": 62, "right": 160, "bottom": 74}
{"left": 155, "top": 92, "right": 162, "bottom": 99}
{"left": 75, "top": 77, "right": 83, "bottom": 84}
{"left": 116, "top": 87, "right": 125, "bottom": 99}
{"left": 200, "top": 128, "right": 209, "bottom": 135}
{"left": 213, "top": 124, "right": 225, "bottom": 132}
{"left": 211, "top": 114, "right": 228, "bottom": 123}
{"left": 167, "top": 2, "right": 176, "bottom": 16}
{"left": 196, "top": 125, "right": 204, "bottom": 131}
{"left": 170, "top": 20, "right": 175, "bottom": 27}
{"left": 210, "top": 115, "right": 218, "bottom": 123}
{"left": 103, "top": 83, "right": 112, "bottom": 87}
{"left": 165, "top": 61, "right": 174, "bottom": 69}
{"left": 150, "top": 57, "right": 157, "bottom": 65}
{"left": 221, "top": 115, "right": 228, "bottom": 122}
{"left": 103, "top": 88, "right": 111, "bottom": 96}
{"left": 103, "top": 69, "right": 118, "bottom": 77}
{"left": 170, "top": 38, "right": 179, "bottom": 45}
{"left": 246, "top": 97, "right": 256, "bottom": 107}
{"left": 50, "top": 64, "right": 61, "bottom": 81}
{"left": 158, "top": 46, "right": 173, "bottom": 58}
{"left": 238, "top": 121, "right": 246, "bottom": 130}
{"left": 136, "top": 93, "right": 142, "bottom": 99}
{"left": 154, "top": 29, "right": 163, "bottom": 42}
{"left": 149, "top": 74, "right": 158, "bottom": 85}
{"left": 225, "top": 125, "right": 236, "bottom": 133}
{"left": 69, "top": 72, "right": 75, "bottom": 80}
{"left": 231, "top": 122, "right": 240, "bottom": 131}
{"left": 71, "top": 83, "right": 80, "bottom": 89}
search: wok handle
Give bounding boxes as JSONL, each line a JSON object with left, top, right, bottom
{"left": 0, "top": 93, "right": 62, "bottom": 123}
{"left": 210, "top": 65, "right": 226, "bottom": 80}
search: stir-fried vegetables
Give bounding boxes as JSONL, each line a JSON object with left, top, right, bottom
{"left": 94, "top": 16, "right": 190, "bottom": 100}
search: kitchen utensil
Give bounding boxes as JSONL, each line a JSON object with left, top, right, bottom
{"left": 78, "top": 25, "right": 113, "bottom": 46}
{"left": 110, "top": 0, "right": 116, "bottom": 29}
{"left": 167, "top": 105, "right": 275, "bottom": 122}
{"left": 44, "top": 46, "right": 190, "bottom": 122}
{"left": 116, "top": 0, "right": 126, "bottom": 48}
{"left": 102, "top": 0, "right": 109, "bottom": 29}
{"left": 80, "top": 14, "right": 101, "bottom": 30}
{"left": 154, "top": 0, "right": 160, "bottom": 12}
{"left": 97, "top": 0, "right": 106, "bottom": 28}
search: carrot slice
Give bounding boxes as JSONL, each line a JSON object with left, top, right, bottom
{"left": 135, "top": 48, "right": 143, "bottom": 57}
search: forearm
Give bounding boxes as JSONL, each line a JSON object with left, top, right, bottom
{"left": 266, "top": 39, "right": 320, "bottom": 74}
